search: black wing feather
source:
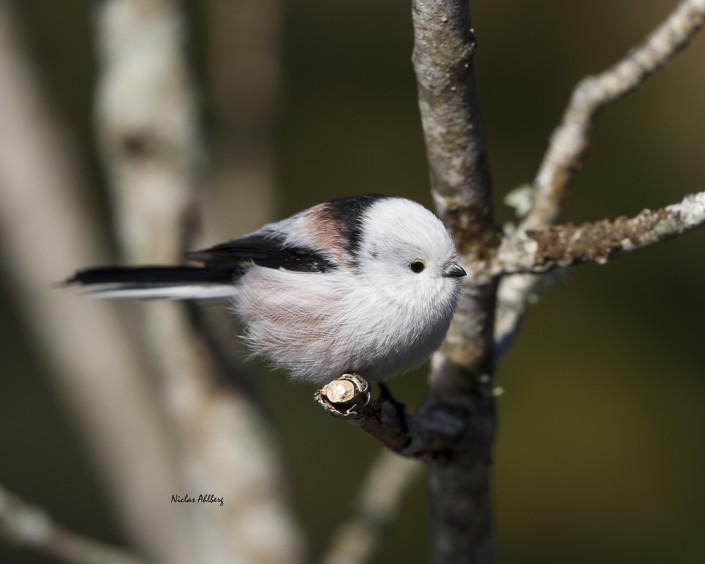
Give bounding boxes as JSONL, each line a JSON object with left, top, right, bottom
{"left": 185, "top": 233, "right": 337, "bottom": 273}
{"left": 66, "top": 266, "right": 238, "bottom": 286}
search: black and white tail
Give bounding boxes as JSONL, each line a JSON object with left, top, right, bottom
{"left": 65, "top": 266, "right": 240, "bottom": 300}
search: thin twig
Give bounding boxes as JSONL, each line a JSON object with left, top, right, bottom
{"left": 0, "top": 484, "right": 147, "bottom": 564}
{"left": 525, "top": 0, "right": 705, "bottom": 231}
{"left": 496, "top": 191, "right": 705, "bottom": 274}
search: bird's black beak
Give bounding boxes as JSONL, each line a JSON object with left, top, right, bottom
{"left": 442, "top": 263, "right": 466, "bottom": 278}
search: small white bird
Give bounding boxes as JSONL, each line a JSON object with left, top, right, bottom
{"left": 67, "top": 194, "right": 466, "bottom": 385}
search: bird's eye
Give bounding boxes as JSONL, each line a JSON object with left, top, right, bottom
{"left": 409, "top": 259, "right": 426, "bottom": 273}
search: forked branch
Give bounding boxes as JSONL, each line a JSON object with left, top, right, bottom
{"left": 498, "top": 191, "right": 705, "bottom": 274}
{"left": 496, "top": 0, "right": 705, "bottom": 355}
{"left": 524, "top": 0, "right": 705, "bottom": 231}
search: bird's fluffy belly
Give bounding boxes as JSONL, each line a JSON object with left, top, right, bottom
{"left": 234, "top": 268, "right": 452, "bottom": 384}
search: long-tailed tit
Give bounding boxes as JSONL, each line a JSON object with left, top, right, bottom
{"left": 67, "top": 194, "right": 466, "bottom": 385}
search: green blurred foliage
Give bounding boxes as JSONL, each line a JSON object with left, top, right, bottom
{"left": 1, "top": 1, "right": 704, "bottom": 563}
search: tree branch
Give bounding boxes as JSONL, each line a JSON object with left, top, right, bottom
{"left": 412, "top": 0, "right": 497, "bottom": 255}
{"left": 496, "top": 0, "right": 705, "bottom": 356}
{"left": 316, "top": 376, "right": 413, "bottom": 454}
{"left": 0, "top": 484, "right": 147, "bottom": 564}
{"left": 412, "top": 1, "right": 498, "bottom": 562}
{"left": 317, "top": 376, "right": 483, "bottom": 459}
{"left": 497, "top": 191, "right": 705, "bottom": 274}
{"left": 524, "top": 0, "right": 705, "bottom": 231}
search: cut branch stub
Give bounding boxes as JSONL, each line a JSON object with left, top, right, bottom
{"left": 315, "top": 374, "right": 370, "bottom": 418}
{"left": 315, "top": 375, "right": 495, "bottom": 460}
{"left": 315, "top": 375, "right": 413, "bottom": 454}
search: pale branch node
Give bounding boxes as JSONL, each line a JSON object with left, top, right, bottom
{"left": 0, "top": 484, "right": 147, "bottom": 564}
{"left": 496, "top": 191, "right": 705, "bottom": 275}
{"left": 493, "top": 272, "right": 540, "bottom": 357}
{"left": 524, "top": 0, "right": 705, "bottom": 231}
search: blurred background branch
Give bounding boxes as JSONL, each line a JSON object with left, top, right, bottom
{"left": 322, "top": 452, "right": 421, "bottom": 564}
{"left": 0, "top": 4, "right": 194, "bottom": 562}
{"left": 0, "top": 484, "right": 147, "bottom": 564}
{"left": 93, "top": 1, "right": 301, "bottom": 562}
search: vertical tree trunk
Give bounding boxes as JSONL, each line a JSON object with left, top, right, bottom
{"left": 411, "top": 1, "right": 499, "bottom": 561}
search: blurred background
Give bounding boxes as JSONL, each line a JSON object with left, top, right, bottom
{"left": 1, "top": 0, "right": 704, "bottom": 563}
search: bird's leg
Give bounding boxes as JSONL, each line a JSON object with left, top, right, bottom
{"left": 377, "top": 382, "right": 407, "bottom": 424}
{"left": 377, "top": 382, "right": 398, "bottom": 405}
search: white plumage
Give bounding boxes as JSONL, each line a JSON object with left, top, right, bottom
{"left": 67, "top": 195, "right": 466, "bottom": 385}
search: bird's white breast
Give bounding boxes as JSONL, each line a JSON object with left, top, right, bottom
{"left": 233, "top": 263, "right": 458, "bottom": 385}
